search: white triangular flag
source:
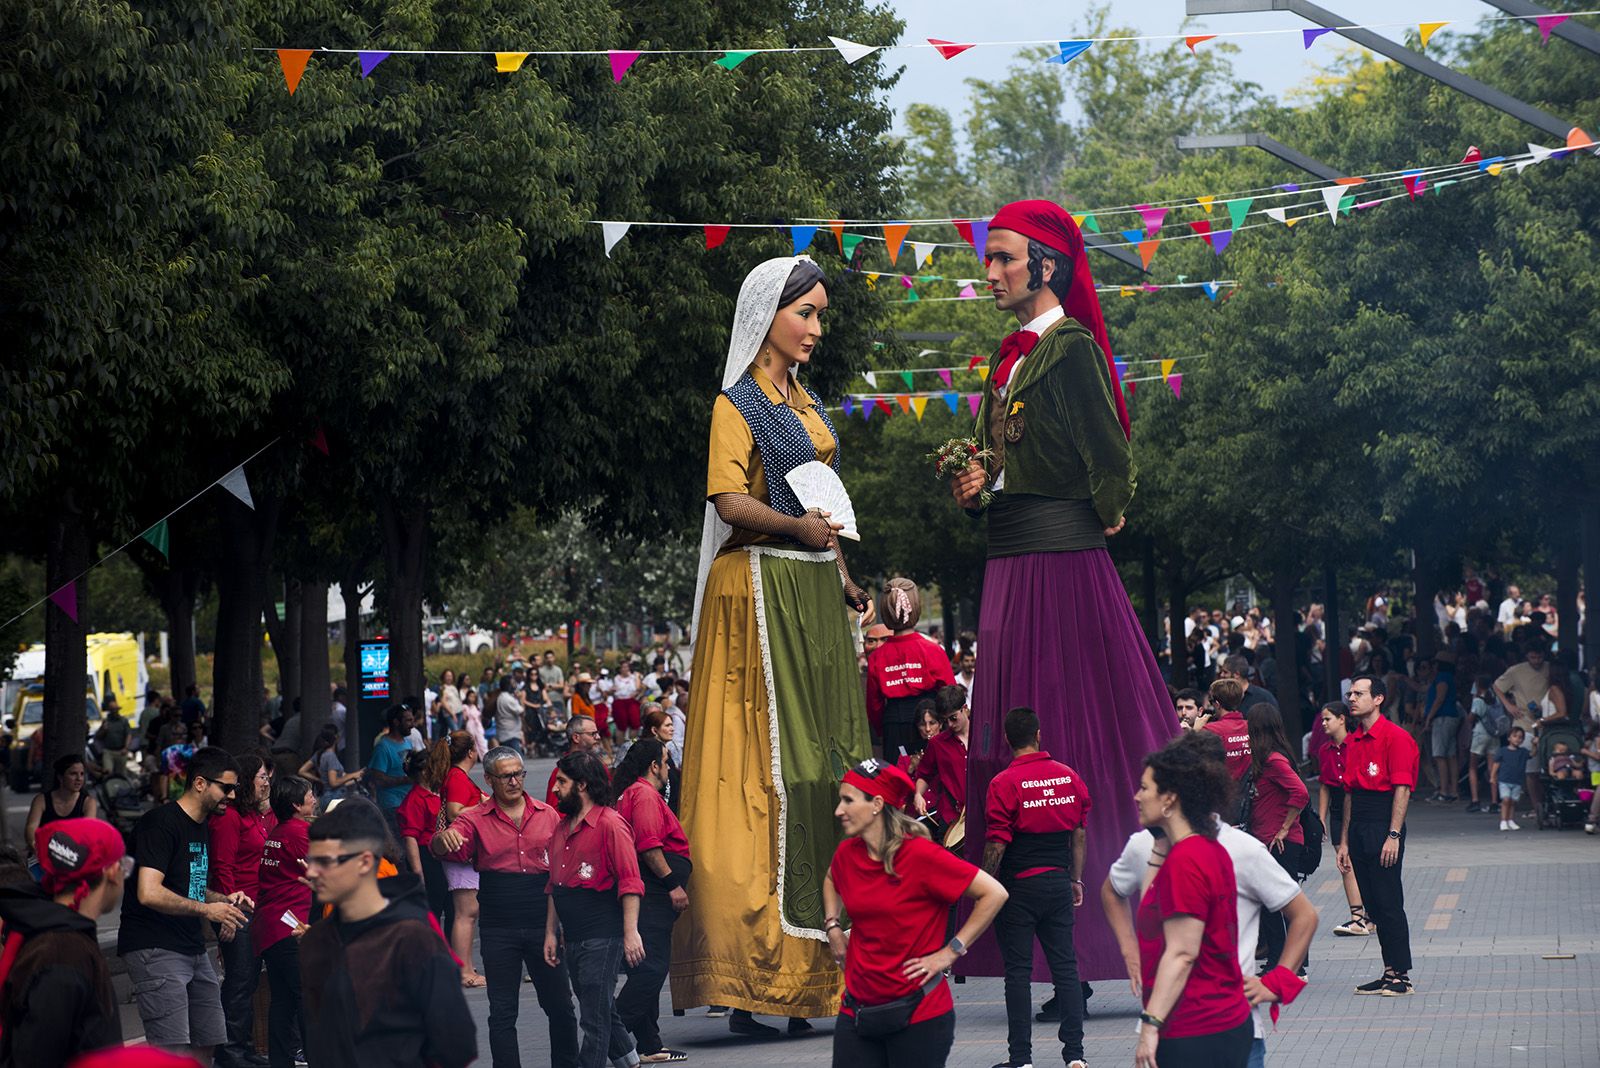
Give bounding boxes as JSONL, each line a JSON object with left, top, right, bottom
{"left": 828, "top": 36, "right": 880, "bottom": 64}
{"left": 917, "top": 349, "right": 940, "bottom": 358}
{"left": 1527, "top": 143, "right": 1556, "bottom": 163}
{"left": 1514, "top": 158, "right": 1536, "bottom": 174}
{"left": 1320, "top": 185, "right": 1344, "bottom": 224}
{"left": 601, "top": 221, "right": 631, "bottom": 257}
{"left": 863, "top": 371, "right": 877, "bottom": 389}
{"left": 219, "top": 465, "right": 254, "bottom": 510}
{"left": 1266, "top": 206, "right": 1288, "bottom": 225}
{"left": 910, "top": 242, "right": 935, "bottom": 268}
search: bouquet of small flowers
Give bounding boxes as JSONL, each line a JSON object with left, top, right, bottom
{"left": 928, "top": 437, "right": 995, "bottom": 508}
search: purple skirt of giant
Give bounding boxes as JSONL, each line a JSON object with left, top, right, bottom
{"left": 959, "top": 546, "right": 1176, "bottom": 982}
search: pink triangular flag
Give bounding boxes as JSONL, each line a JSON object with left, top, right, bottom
{"left": 1168, "top": 373, "right": 1183, "bottom": 399}
{"left": 1136, "top": 205, "right": 1168, "bottom": 236}
{"left": 609, "top": 51, "right": 642, "bottom": 82}
{"left": 967, "top": 394, "right": 981, "bottom": 416}
{"left": 1537, "top": 15, "right": 1570, "bottom": 44}
{"left": 938, "top": 368, "right": 953, "bottom": 387}
{"left": 49, "top": 581, "right": 78, "bottom": 623}
{"left": 958, "top": 283, "right": 977, "bottom": 299}
{"left": 704, "top": 225, "right": 730, "bottom": 249}
{"left": 309, "top": 426, "right": 330, "bottom": 455}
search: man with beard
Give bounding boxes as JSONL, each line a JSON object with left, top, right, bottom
{"left": 947, "top": 201, "right": 1174, "bottom": 986}
{"left": 545, "top": 751, "right": 645, "bottom": 1068}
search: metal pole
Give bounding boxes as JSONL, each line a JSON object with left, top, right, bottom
{"left": 1175, "top": 132, "right": 1344, "bottom": 180}
{"left": 1186, "top": 0, "right": 1577, "bottom": 138}
{"left": 1478, "top": 0, "right": 1600, "bottom": 57}
{"left": 1084, "top": 231, "right": 1150, "bottom": 273}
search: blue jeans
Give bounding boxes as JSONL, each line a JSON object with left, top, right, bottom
{"left": 567, "top": 936, "right": 637, "bottom": 1068}
{"left": 1248, "top": 1036, "right": 1266, "bottom": 1068}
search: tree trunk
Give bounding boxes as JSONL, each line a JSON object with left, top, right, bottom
{"left": 1411, "top": 545, "right": 1438, "bottom": 660}
{"left": 262, "top": 578, "right": 302, "bottom": 715}
{"left": 42, "top": 506, "right": 91, "bottom": 776}
{"left": 1554, "top": 530, "right": 1579, "bottom": 662}
{"left": 1583, "top": 499, "right": 1600, "bottom": 675}
{"left": 378, "top": 497, "right": 427, "bottom": 705}
{"left": 299, "top": 580, "right": 331, "bottom": 756}
{"left": 1270, "top": 564, "right": 1305, "bottom": 746}
{"left": 156, "top": 567, "right": 201, "bottom": 701}
{"left": 1322, "top": 563, "right": 1341, "bottom": 705}
{"left": 212, "top": 493, "right": 279, "bottom": 755}
{"left": 1165, "top": 565, "right": 1189, "bottom": 689}
{"left": 1141, "top": 535, "right": 1161, "bottom": 655}
{"left": 565, "top": 562, "right": 577, "bottom": 664}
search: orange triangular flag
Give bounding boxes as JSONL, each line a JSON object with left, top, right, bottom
{"left": 882, "top": 223, "right": 911, "bottom": 264}
{"left": 895, "top": 394, "right": 912, "bottom": 414}
{"left": 1185, "top": 35, "right": 1217, "bottom": 54}
{"left": 1418, "top": 22, "right": 1447, "bottom": 48}
{"left": 278, "top": 49, "right": 313, "bottom": 95}
{"left": 830, "top": 220, "right": 845, "bottom": 252}
{"left": 1568, "top": 126, "right": 1595, "bottom": 149}
{"left": 1137, "top": 239, "right": 1160, "bottom": 270}
{"left": 1334, "top": 177, "right": 1366, "bottom": 186}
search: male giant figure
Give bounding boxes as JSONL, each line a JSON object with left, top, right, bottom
{"left": 950, "top": 201, "right": 1175, "bottom": 982}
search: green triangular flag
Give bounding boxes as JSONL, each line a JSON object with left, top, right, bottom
{"left": 1226, "top": 197, "right": 1253, "bottom": 231}
{"left": 141, "top": 519, "right": 170, "bottom": 560}
{"left": 841, "top": 234, "right": 866, "bottom": 260}
{"left": 1080, "top": 214, "right": 1100, "bottom": 234}
{"left": 714, "top": 50, "right": 757, "bottom": 70}
{"left": 900, "top": 371, "right": 915, "bottom": 390}
{"left": 904, "top": 287, "right": 920, "bottom": 303}
{"left": 1339, "top": 193, "right": 1356, "bottom": 216}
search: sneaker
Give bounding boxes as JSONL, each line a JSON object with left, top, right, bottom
{"left": 1500, "top": 820, "right": 1510, "bottom": 831}
{"left": 1380, "top": 976, "right": 1415, "bottom": 997}
{"left": 1035, "top": 996, "right": 1059, "bottom": 1022}
{"left": 1508, "top": 820, "right": 1521, "bottom": 831}
{"left": 1586, "top": 823, "right": 1596, "bottom": 835}
{"left": 1355, "top": 972, "right": 1395, "bottom": 995}
{"left": 1465, "top": 802, "right": 1482, "bottom": 813}
{"left": 639, "top": 1052, "right": 689, "bottom": 1063}
{"left": 990, "top": 1063, "right": 1034, "bottom": 1068}
{"left": 1425, "top": 792, "right": 1445, "bottom": 803}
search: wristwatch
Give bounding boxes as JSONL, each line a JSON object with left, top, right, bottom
{"left": 946, "top": 936, "right": 968, "bottom": 956}
{"left": 1386, "top": 830, "right": 1401, "bottom": 840}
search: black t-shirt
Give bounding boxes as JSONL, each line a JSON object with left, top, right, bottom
{"left": 117, "top": 802, "right": 212, "bottom": 955}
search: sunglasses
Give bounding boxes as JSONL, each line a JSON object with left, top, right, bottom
{"left": 304, "top": 851, "right": 368, "bottom": 871}
{"left": 200, "top": 778, "right": 239, "bottom": 795}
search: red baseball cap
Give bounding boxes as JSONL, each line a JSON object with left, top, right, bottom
{"left": 36, "top": 818, "right": 125, "bottom": 901}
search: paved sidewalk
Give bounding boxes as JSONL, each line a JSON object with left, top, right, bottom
{"left": 475, "top": 793, "right": 1599, "bottom": 1067}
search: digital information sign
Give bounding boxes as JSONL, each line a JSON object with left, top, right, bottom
{"left": 359, "top": 640, "right": 391, "bottom": 703}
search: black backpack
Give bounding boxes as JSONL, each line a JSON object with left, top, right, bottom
{"left": 1296, "top": 806, "right": 1324, "bottom": 878}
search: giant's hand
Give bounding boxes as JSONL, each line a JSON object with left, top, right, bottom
{"left": 951, "top": 462, "right": 987, "bottom": 508}
{"left": 1104, "top": 516, "right": 1126, "bottom": 537}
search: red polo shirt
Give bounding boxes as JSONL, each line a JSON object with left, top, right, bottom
{"left": 985, "top": 751, "right": 1091, "bottom": 879}
{"left": 396, "top": 784, "right": 442, "bottom": 849}
{"left": 864, "top": 633, "right": 956, "bottom": 733}
{"left": 1317, "top": 740, "right": 1347, "bottom": 795}
{"left": 916, "top": 729, "right": 968, "bottom": 822}
{"left": 1201, "top": 711, "right": 1252, "bottom": 779}
{"left": 547, "top": 804, "right": 646, "bottom": 941}
{"left": 1136, "top": 834, "right": 1249, "bottom": 1040}
{"left": 616, "top": 780, "right": 691, "bottom": 859}
{"left": 1342, "top": 714, "right": 1419, "bottom": 793}
{"left": 441, "top": 795, "right": 562, "bottom": 926}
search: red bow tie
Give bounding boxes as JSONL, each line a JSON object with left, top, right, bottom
{"left": 991, "top": 330, "right": 1039, "bottom": 389}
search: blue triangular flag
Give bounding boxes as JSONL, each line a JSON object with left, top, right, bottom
{"left": 359, "top": 51, "right": 390, "bottom": 79}
{"left": 943, "top": 391, "right": 959, "bottom": 414}
{"left": 1121, "top": 229, "right": 1144, "bottom": 244}
{"left": 1202, "top": 282, "right": 1220, "bottom": 301}
{"left": 791, "top": 225, "right": 818, "bottom": 255}
{"left": 1046, "top": 40, "right": 1093, "bottom": 65}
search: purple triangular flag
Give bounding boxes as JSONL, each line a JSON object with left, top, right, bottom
{"left": 842, "top": 397, "right": 855, "bottom": 417}
{"left": 970, "top": 219, "right": 988, "bottom": 257}
{"left": 967, "top": 394, "right": 981, "bottom": 416}
{"left": 49, "top": 581, "right": 78, "bottom": 623}
{"left": 609, "top": 50, "right": 642, "bottom": 82}
{"left": 862, "top": 400, "right": 873, "bottom": 421}
{"left": 1303, "top": 28, "right": 1334, "bottom": 49}
{"left": 359, "top": 51, "right": 390, "bottom": 79}
{"left": 938, "top": 369, "right": 953, "bottom": 387}
{"left": 1212, "top": 229, "right": 1233, "bottom": 255}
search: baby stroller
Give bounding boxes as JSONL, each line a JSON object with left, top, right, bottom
{"left": 1535, "top": 720, "right": 1588, "bottom": 830}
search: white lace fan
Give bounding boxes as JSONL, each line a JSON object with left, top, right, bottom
{"left": 785, "top": 461, "right": 860, "bottom": 541}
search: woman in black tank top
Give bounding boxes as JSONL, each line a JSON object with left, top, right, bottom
{"left": 25, "top": 754, "right": 99, "bottom": 864}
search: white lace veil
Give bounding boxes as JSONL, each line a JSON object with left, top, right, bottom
{"left": 691, "top": 255, "right": 813, "bottom": 629}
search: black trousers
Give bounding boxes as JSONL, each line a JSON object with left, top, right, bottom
{"left": 1260, "top": 840, "right": 1307, "bottom": 972}
{"left": 994, "top": 869, "right": 1083, "bottom": 1063}
{"left": 880, "top": 710, "right": 922, "bottom": 764}
{"left": 1156, "top": 1017, "right": 1253, "bottom": 1068}
{"left": 480, "top": 924, "right": 579, "bottom": 1068}
{"left": 616, "top": 893, "right": 679, "bottom": 1053}
{"left": 831, "top": 1009, "right": 955, "bottom": 1068}
{"left": 1348, "top": 821, "right": 1412, "bottom": 973}
{"left": 260, "top": 937, "right": 304, "bottom": 1068}
{"left": 418, "top": 843, "right": 451, "bottom": 925}
{"left": 216, "top": 921, "right": 261, "bottom": 1065}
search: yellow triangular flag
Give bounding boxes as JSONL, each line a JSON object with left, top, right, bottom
{"left": 911, "top": 397, "right": 929, "bottom": 421}
{"left": 1072, "top": 214, "right": 1087, "bottom": 227}
{"left": 1418, "top": 22, "right": 1447, "bottom": 48}
{"left": 1285, "top": 216, "right": 1300, "bottom": 228}
{"left": 1120, "top": 285, "right": 1136, "bottom": 298}
{"left": 976, "top": 365, "right": 991, "bottom": 382}
{"left": 1195, "top": 195, "right": 1215, "bottom": 213}
{"left": 1487, "top": 163, "right": 1504, "bottom": 176}
{"left": 864, "top": 273, "right": 879, "bottom": 290}
{"left": 1160, "top": 358, "right": 1176, "bottom": 380}
{"left": 496, "top": 52, "right": 530, "bottom": 73}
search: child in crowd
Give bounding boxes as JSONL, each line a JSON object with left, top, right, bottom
{"left": 1547, "top": 741, "right": 1582, "bottom": 782}
{"left": 1490, "top": 727, "right": 1531, "bottom": 831}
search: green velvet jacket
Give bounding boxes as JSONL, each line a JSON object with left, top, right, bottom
{"left": 972, "top": 315, "right": 1136, "bottom": 528}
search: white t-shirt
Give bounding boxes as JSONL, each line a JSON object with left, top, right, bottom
{"left": 1498, "top": 597, "right": 1519, "bottom": 628}
{"left": 1109, "top": 822, "right": 1301, "bottom": 1040}
{"left": 612, "top": 673, "right": 642, "bottom": 701}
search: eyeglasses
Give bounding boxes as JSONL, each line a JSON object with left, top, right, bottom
{"left": 489, "top": 770, "right": 527, "bottom": 782}
{"left": 570, "top": 729, "right": 598, "bottom": 738}
{"left": 304, "top": 852, "right": 368, "bottom": 871}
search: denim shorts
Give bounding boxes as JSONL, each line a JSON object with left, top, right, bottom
{"left": 1498, "top": 782, "right": 1524, "bottom": 802}
{"left": 124, "top": 946, "right": 227, "bottom": 1048}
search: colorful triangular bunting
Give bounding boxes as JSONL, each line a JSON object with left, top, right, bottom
{"left": 928, "top": 39, "right": 974, "bottom": 59}
{"left": 791, "top": 226, "right": 818, "bottom": 255}
{"left": 943, "top": 392, "right": 960, "bottom": 414}
{"left": 828, "top": 37, "right": 880, "bottom": 64}
{"left": 601, "top": 222, "right": 630, "bottom": 257}
{"left": 49, "top": 582, "right": 78, "bottom": 623}
{"left": 1537, "top": 15, "right": 1570, "bottom": 44}
{"left": 1225, "top": 198, "right": 1252, "bottom": 231}
{"left": 911, "top": 397, "right": 929, "bottom": 421}
{"left": 1185, "top": 35, "right": 1217, "bottom": 54}
{"left": 882, "top": 223, "right": 910, "bottom": 264}
{"left": 1168, "top": 373, "right": 1183, "bottom": 398}
{"left": 141, "top": 520, "right": 170, "bottom": 560}
{"left": 278, "top": 49, "right": 313, "bottom": 95}
{"left": 1137, "top": 239, "right": 1160, "bottom": 270}
{"left": 1047, "top": 40, "right": 1093, "bottom": 65}
{"left": 715, "top": 51, "right": 758, "bottom": 70}
{"left": 358, "top": 52, "right": 390, "bottom": 79}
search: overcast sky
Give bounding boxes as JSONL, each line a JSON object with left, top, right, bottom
{"left": 883, "top": 0, "right": 1502, "bottom": 129}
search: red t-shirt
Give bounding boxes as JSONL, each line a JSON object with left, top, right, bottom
{"left": 1136, "top": 834, "right": 1249, "bottom": 1039}
{"left": 1247, "top": 751, "right": 1308, "bottom": 846}
{"left": 255, "top": 817, "right": 312, "bottom": 955}
{"left": 984, "top": 751, "right": 1091, "bottom": 878}
{"left": 1201, "top": 712, "right": 1252, "bottom": 779}
{"left": 915, "top": 729, "right": 968, "bottom": 821}
{"left": 396, "top": 784, "right": 442, "bottom": 849}
{"left": 1342, "top": 714, "right": 1420, "bottom": 793}
{"left": 616, "top": 780, "right": 691, "bottom": 859}
{"left": 1317, "top": 741, "right": 1347, "bottom": 800}
{"left": 546, "top": 805, "right": 646, "bottom": 897}
{"left": 830, "top": 835, "right": 976, "bottom": 1024}
{"left": 444, "top": 766, "right": 485, "bottom": 809}
{"left": 209, "top": 806, "right": 272, "bottom": 899}
{"left": 864, "top": 634, "right": 956, "bottom": 733}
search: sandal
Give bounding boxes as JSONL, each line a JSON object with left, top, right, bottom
{"left": 1333, "top": 907, "right": 1374, "bottom": 936}
{"left": 639, "top": 1051, "right": 689, "bottom": 1063}
{"left": 460, "top": 972, "right": 487, "bottom": 988}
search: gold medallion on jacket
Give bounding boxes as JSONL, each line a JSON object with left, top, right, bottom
{"left": 1003, "top": 400, "right": 1026, "bottom": 444}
